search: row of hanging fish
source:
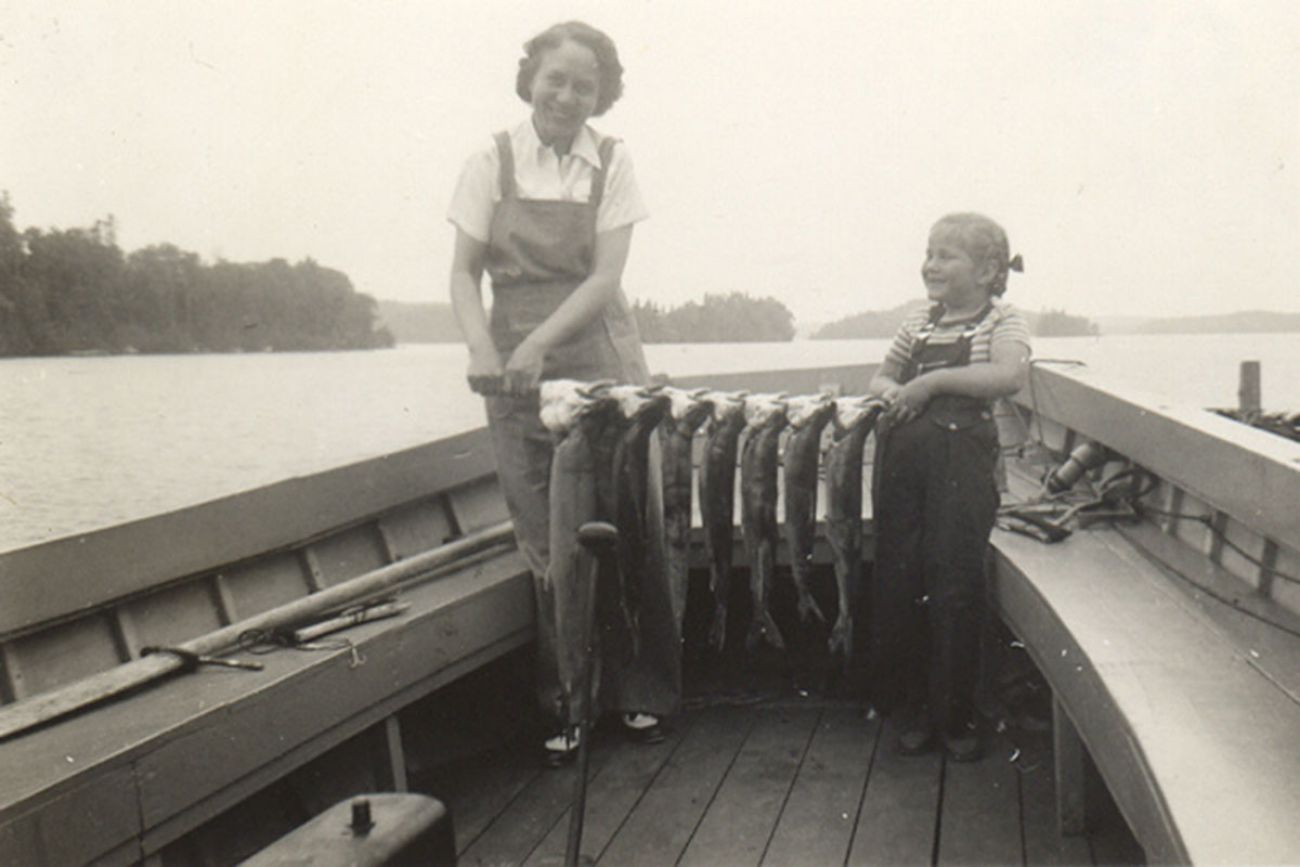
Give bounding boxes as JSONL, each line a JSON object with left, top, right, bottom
{"left": 539, "top": 379, "right": 885, "bottom": 662}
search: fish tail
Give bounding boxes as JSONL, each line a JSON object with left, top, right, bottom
{"left": 828, "top": 610, "right": 853, "bottom": 658}
{"left": 708, "top": 603, "right": 727, "bottom": 654}
{"left": 746, "top": 609, "right": 786, "bottom": 652}
{"left": 797, "top": 586, "right": 827, "bottom": 624}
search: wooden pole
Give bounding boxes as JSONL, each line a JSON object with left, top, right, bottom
{"left": 565, "top": 521, "right": 619, "bottom": 867}
{"left": 0, "top": 521, "right": 515, "bottom": 742}
{"left": 1238, "top": 360, "right": 1261, "bottom": 420}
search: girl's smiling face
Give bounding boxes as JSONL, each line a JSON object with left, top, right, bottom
{"left": 529, "top": 39, "right": 601, "bottom": 150}
{"left": 921, "top": 225, "right": 995, "bottom": 312}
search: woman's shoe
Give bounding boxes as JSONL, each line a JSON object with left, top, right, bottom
{"left": 543, "top": 727, "right": 579, "bottom": 768}
{"left": 895, "top": 705, "right": 934, "bottom": 756}
{"left": 622, "top": 712, "right": 665, "bottom": 744}
{"left": 943, "top": 731, "right": 985, "bottom": 763}
{"left": 896, "top": 725, "right": 935, "bottom": 756}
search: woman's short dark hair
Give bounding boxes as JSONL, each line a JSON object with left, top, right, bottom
{"left": 516, "top": 21, "right": 624, "bottom": 116}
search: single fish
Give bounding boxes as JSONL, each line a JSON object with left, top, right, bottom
{"left": 658, "top": 387, "right": 714, "bottom": 633}
{"left": 824, "top": 397, "right": 885, "bottom": 660}
{"left": 607, "top": 385, "right": 671, "bottom": 659}
{"left": 540, "top": 383, "right": 617, "bottom": 723}
{"left": 740, "top": 393, "right": 788, "bottom": 652}
{"left": 698, "top": 391, "right": 749, "bottom": 653}
{"left": 782, "top": 393, "right": 836, "bottom": 624}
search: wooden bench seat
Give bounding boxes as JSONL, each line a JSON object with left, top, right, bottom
{"left": 0, "top": 548, "right": 533, "bottom": 866}
{"left": 990, "top": 522, "right": 1300, "bottom": 864}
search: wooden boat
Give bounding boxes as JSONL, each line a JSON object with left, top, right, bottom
{"left": 2, "top": 361, "right": 1298, "bottom": 865}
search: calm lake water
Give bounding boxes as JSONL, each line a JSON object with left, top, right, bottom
{"left": 3, "top": 333, "right": 1299, "bottom": 553}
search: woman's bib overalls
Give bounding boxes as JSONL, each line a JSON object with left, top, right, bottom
{"left": 482, "top": 131, "right": 680, "bottom": 724}
{"left": 869, "top": 304, "right": 1000, "bottom": 737}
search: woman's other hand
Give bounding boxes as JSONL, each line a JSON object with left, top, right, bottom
{"left": 449, "top": 227, "right": 506, "bottom": 395}
{"left": 467, "top": 344, "right": 505, "bottom": 395}
{"left": 503, "top": 337, "right": 547, "bottom": 396}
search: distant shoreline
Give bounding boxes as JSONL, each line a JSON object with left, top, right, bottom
{"left": 377, "top": 299, "right": 1300, "bottom": 344}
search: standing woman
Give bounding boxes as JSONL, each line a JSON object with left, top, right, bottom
{"left": 447, "top": 21, "right": 678, "bottom": 765}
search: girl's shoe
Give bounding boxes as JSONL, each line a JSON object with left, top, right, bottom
{"left": 622, "top": 712, "right": 664, "bottom": 744}
{"left": 894, "top": 704, "right": 934, "bottom": 756}
{"left": 896, "top": 724, "right": 935, "bottom": 756}
{"left": 943, "top": 731, "right": 985, "bottom": 763}
{"left": 543, "top": 727, "right": 580, "bottom": 768}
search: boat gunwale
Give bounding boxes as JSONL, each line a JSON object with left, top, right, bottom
{"left": 1011, "top": 361, "right": 1300, "bottom": 555}
{"left": 0, "top": 426, "right": 500, "bottom": 638}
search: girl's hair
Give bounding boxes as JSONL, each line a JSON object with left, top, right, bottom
{"left": 933, "top": 213, "right": 1023, "bottom": 296}
{"left": 516, "top": 21, "right": 624, "bottom": 116}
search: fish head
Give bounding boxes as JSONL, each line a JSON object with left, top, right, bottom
{"left": 703, "top": 390, "right": 747, "bottom": 426}
{"left": 662, "top": 386, "right": 714, "bottom": 429}
{"left": 743, "top": 393, "right": 788, "bottom": 429}
{"left": 834, "top": 396, "right": 887, "bottom": 432}
{"left": 539, "top": 379, "right": 613, "bottom": 433}
{"left": 607, "top": 385, "right": 669, "bottom": 423}
{"left": 784, "top": 392, "right": 835, "bottom": 429}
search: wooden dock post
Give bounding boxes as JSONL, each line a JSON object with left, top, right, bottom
{"left": 1238, "top": 360, "right": 1261, "bottom": 421}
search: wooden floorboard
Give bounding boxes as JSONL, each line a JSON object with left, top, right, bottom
{"left": 432, "top": 742, "right": 542, "bottom": 855}
{"left": 522, "top": 721, "right": 689, "bottom": 867}
{"left": 847, "top": 718, "right": 944, "bottom": 866}
{"left": 678, "top": 705, "right": 823, "bottom": 867}
{"left": 597, "top": 704, "right": 753, "bottom": 865}
{"left": 458, "top": 737, "right": 618, "bottom": 867}
{"left": 763, "top": 706, "right": 880, "bottom": 867}
{"left": 936, "top": 733, "right": 1023, "bottom": 866}
{"left": 435, "top": 702, "right": 1134, "bottom": 867}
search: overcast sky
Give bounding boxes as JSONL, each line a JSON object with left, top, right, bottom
{"left": 3, "top": 0, "right": 1297, "bottom": 326}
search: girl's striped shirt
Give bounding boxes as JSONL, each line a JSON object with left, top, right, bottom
{"left": 884, "top": 299, "right": 1031, "bottom": 376}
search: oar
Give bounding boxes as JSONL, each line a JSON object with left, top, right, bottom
{"left": 0, "top": 521, "right": 515, "bottom": 742}
{"left": 565, "top": 521, "right": 619, "bottom": 867}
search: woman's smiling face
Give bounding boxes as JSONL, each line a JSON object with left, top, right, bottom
{"left": 529, "top": 40, "right": 601, "bottom": 149}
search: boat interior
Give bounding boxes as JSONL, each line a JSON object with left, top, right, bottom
{"left": 2, "top": 361, "right": 1298, "bottom": 865}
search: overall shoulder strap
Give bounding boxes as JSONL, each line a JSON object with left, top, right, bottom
{"left": 959, "top": 301, "right": 996, "bottom": 338}
{"left": 589, "top": 136, "right": 619, "bottom": 209}
{"left": 493, "top": 132, "right": 516, "bottom": 199}
{"left": 912, "top": 304, "right": 946, "bottom": 344}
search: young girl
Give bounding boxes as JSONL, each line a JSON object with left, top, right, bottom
{"left": 868, "top": 213, "right": 1030, "bottom": 761}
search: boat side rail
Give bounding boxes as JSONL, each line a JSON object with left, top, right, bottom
{"left": 669, "top": 361, "right": 880, "bottom": 397}
{"left": 0, "top": 428, "right": 511, "bottom": 708}
{"left": 1006, "top": 362, "right": 1300, "bottom": 620}
{"left": 0, "top": 427, "right": 500, "bottom": 638}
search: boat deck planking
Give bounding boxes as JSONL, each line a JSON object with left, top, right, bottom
{"left": 435, "top": 699, "right": 1130, "bottom": 867}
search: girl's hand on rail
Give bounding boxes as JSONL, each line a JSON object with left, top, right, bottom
{"left": 887, "top": 377, "right": 932, "bottom": 424}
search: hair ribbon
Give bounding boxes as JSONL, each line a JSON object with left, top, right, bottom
{"left": 1008, "top": 254, "right": 1024, "bottom": 273}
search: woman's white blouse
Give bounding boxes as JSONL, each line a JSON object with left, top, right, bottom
{"left": 447, "top": 120, "right": 649, "bottom": 243}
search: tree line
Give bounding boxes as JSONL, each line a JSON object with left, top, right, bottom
{"left": 0, "top": 194, "right": 393, "bottom": 356}
{"left": 632, "top": 292, "right": 796, "bottom": 343}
